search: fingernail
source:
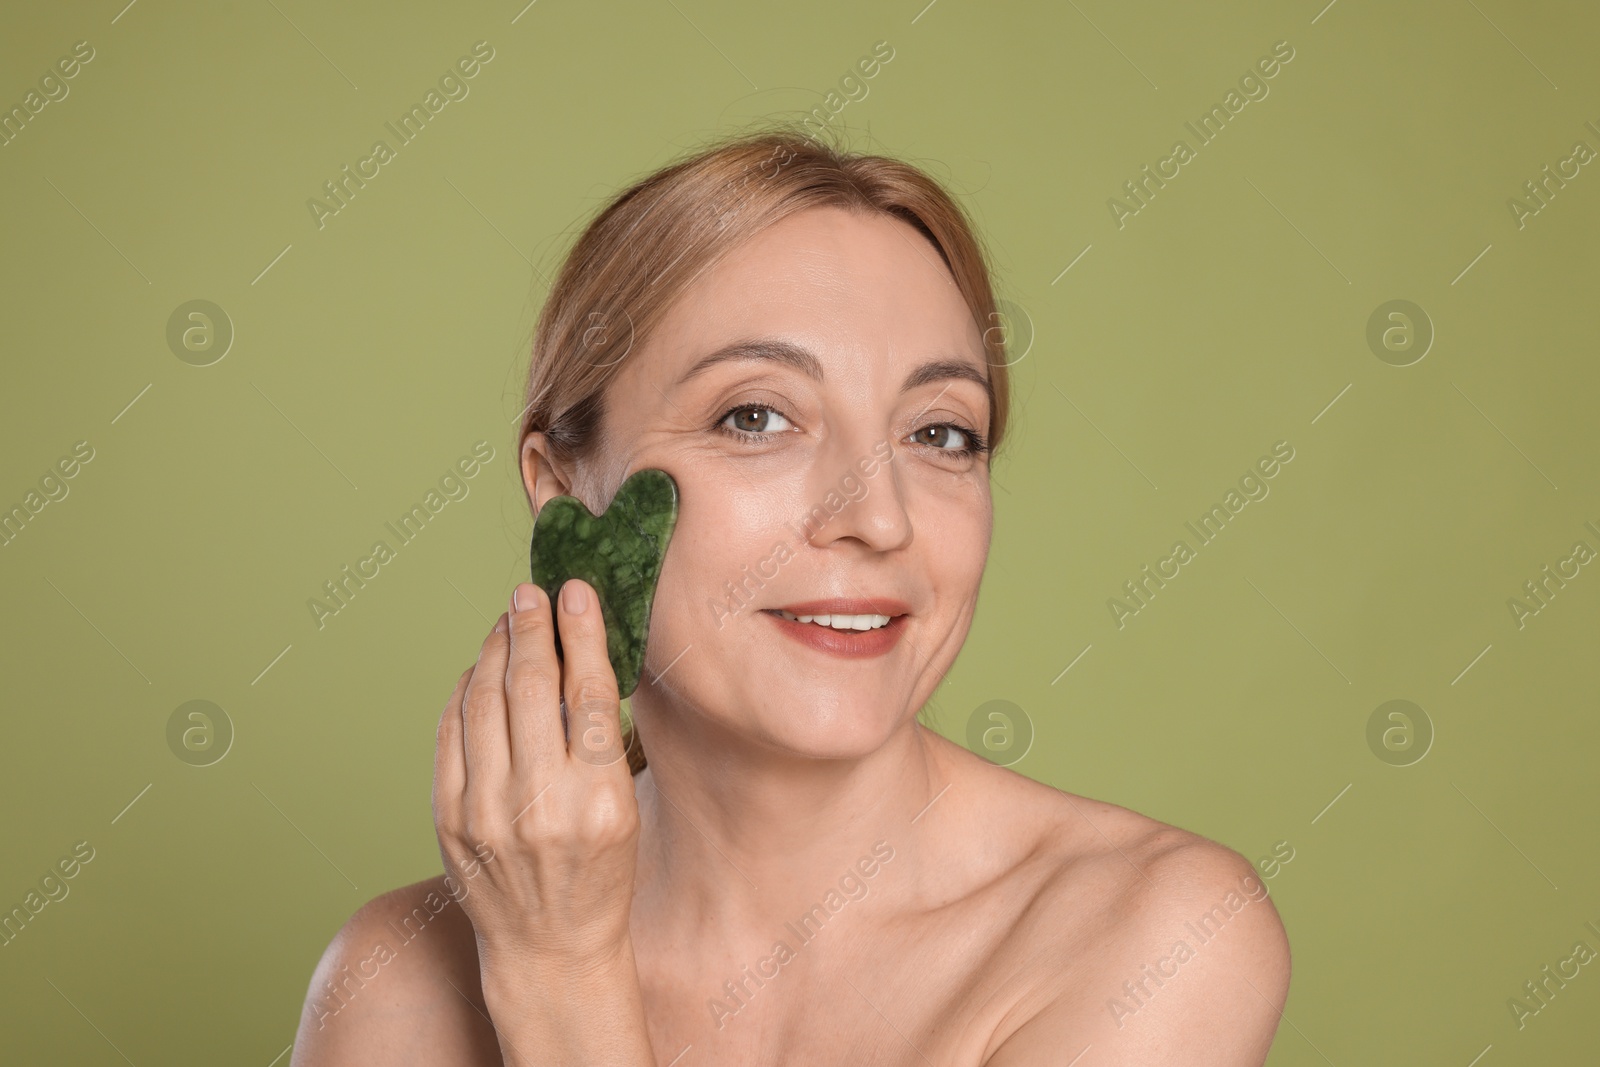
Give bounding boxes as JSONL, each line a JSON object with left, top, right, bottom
{"left": 561, "top": 579, "right": 588, "bottom": 614}
{"left": 493, "top": 612, "right": 509, "bottom": 634}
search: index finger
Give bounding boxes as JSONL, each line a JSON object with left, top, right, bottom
{"left": 461, "top": 612, "right": 513, "bottom": 788}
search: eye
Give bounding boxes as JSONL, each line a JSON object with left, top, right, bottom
{"left": 717, "top": 404, "right": 795, "bottom": 441}
{"left": 911, "top": 424, "right": 968, "bottom": 451}
{"left": 908, "top": 422, "right": 988, "bottom": 458}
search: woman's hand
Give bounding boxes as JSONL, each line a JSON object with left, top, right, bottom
{"left": 432, "top": 578, "right": 641, "bottom": 981}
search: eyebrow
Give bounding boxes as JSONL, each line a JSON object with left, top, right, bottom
{"left": 677, "top": 338, "right": 994, "bottom": 416}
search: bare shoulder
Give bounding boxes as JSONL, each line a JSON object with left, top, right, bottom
{"left": 291, "top": 875, "right": 501, "bottom": 1067}
{"left": 982, "top": 777, "right": 1292, "bottom": 1065}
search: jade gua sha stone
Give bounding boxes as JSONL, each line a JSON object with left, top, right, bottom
{"left": 528, "top": 468, "right": 678, "bottom": 700}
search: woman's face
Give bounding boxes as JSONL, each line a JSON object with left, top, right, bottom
{"left": 535, "top": 205, "right": 995, "bottom": 759}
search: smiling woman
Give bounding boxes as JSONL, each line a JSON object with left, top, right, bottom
{"left": 517, "top": 128, "right": 1012, "bottom": 778}
{"left": 292, "top": 124, "right": 1291, "bottom": 1067}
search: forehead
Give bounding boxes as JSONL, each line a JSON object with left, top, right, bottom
{"left": 620, "top": 205, "right": 985, "bottom": 390}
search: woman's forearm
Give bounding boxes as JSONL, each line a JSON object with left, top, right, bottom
{"left": 480, "top": 939, "right": 657, "bottom": 1067}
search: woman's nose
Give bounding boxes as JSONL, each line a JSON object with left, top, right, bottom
{"left": 795, "top": 436, "right": 911, "bottom": 552}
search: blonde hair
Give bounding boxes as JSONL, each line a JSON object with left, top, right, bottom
{"left": 518, "top": 124, "right": 1017, "bottom": 776}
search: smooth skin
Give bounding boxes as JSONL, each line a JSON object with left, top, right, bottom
{"left": 293, "top": 206, "right": 1291, "bottom": 1066}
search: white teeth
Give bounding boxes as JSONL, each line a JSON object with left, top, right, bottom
{"left": 777, "top": 609, "right": 892, "bottom": 631}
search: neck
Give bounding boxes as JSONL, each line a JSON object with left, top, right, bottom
{"left": 627, "top": 706, "right": 951, "bottom": 949}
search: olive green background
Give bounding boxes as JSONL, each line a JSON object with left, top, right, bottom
{"left": 2, "top": 0, "right": 1597, "bottom": 1063}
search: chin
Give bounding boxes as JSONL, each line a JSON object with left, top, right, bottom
{"left": 745, "top": 697, "right": 907, "bottom": 762}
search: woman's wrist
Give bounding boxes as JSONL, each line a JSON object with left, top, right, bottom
{"left": 479, "top": 938, "right": 656, "bottom": 1066}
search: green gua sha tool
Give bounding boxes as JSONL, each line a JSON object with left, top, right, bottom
{"left": 528, "top": 468, "right": 678, "bottom": 699}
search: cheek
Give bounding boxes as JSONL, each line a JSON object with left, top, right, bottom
{"left": 648, "top": 470, "right": 798, "bottom": 636}
{"left": 911, "top": 472, "right": 991, "bottom": 559}
{"left": 908, "top": 477, "right": 991, "bottom": 625}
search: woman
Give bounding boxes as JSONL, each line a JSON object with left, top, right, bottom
{"left": 293, "top": 127, "right": 1291, "bottom": 1065}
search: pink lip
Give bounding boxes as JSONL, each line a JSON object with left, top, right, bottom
{"left": 762, "top": 606, "right": 909, "bottom": 659}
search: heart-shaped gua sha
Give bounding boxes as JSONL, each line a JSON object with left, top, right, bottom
{"left": 528, "top": 468, "right": 678, "bottom": 699}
